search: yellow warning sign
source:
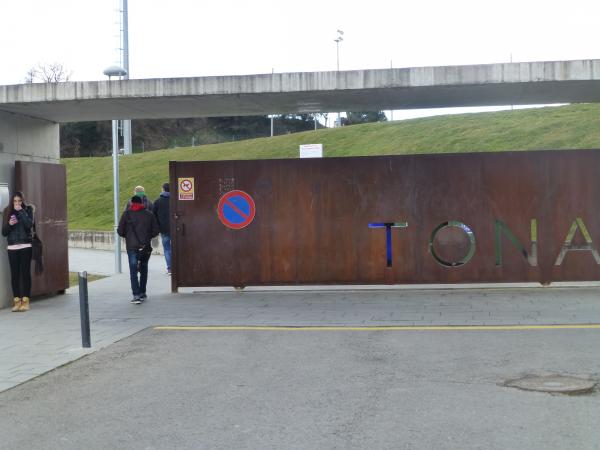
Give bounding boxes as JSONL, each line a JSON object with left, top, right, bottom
{"left": 178, "top": 177, "right": 195, "bottom": 200}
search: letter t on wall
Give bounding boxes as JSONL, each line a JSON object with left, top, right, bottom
{"left": 369, "top": 222, "right": 408, "bottom": 267}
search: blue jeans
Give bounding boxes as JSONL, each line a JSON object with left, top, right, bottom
{"left": 127, "top": 249, "right": 149, "bottom": 297}
{"left": 161, "top": 234, "right": 171, "bottom": 271}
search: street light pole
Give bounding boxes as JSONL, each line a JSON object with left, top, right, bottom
{"left": 121, "top": 0, "right": 132, "bottom": 155}
{"left": 270, "top": 68, "right": 274, "bottom": 137}
{"left": 334, "top": 30, "right": 344, "bottom": 127}
{"left": 103, "top": 65, "right": 127, "bottom": 274}
{"left": 390, "top": 60, "right": 394, "bottom": 121}
{"left": 111, "top": 119, "right": 121, "bottom": 273}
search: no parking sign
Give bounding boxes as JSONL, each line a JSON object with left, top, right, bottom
{"left": 217, "top": 190, "right": 256, "bottom": 229}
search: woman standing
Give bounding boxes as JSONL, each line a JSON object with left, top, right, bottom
{"left": 2, "top": 192, "right": 34, "bottom": 312}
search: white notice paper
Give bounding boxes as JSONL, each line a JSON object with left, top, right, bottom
{"left": 299, "top": 144, "right": 323, "bottom": 158}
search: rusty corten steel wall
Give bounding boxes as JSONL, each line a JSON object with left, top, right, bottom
{"left": 170, "top": 150, "right": 600, "bottom": 289}
{"left": 16, "top": 161, "right": 69, "bottom": 297}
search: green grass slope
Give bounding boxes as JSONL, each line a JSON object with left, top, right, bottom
{"left": 64, "top": 104, "right": 600, "bottom": 230}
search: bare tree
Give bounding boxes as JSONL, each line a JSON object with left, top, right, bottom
{"left": 24, "top": 67, "right": 38, "bottom": 84}
{"left": 24, "top": 63, "right": 72, "bottom": 83}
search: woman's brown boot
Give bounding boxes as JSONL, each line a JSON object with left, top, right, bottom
{"left": 19, "top": 297, "right": 30, "bottom": 312}
{"left": 12, "top": 297, "right": 21, "bottom": 312}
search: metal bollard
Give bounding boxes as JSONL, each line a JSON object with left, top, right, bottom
{"left": 78, "top": 271, "right": 91, "bottom": 348}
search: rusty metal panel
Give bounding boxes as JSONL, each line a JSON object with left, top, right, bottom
{"left": 16, "top": 161, "right": 69, "bottom": 297}
{"left": 170, "top": 150, "right": 600, "bottom": 289}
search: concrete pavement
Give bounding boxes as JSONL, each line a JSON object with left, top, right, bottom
{"left": 3, "top": 328, "right": 600, "bottom": 450}
{"left": 1, "top": 248, "right": 600, "bottom": 393}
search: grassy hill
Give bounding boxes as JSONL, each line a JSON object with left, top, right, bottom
{"left": 64, "top": 103, "right": 600, "bottom": 230}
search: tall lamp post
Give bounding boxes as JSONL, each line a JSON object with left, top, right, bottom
{"left": 103, "top": 65, "right": 127, "bottom": 274}
{"left": 334, "top": 30, "right": 344, "bottom": 127}
{"left": 121, "top": 0, "right": 132, "bottom": 155}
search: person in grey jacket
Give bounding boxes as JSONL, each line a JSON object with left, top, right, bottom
{"left": 124, "top": 185, "right": 153, "bottom": 212}
{"left": 118, "top": 195, "right": 159, "bottom": 304}
{"left": 2, "top": 192, "right": 34, "bottom": 312}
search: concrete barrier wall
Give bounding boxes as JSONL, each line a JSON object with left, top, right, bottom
{"left": 68, "top": 230, "right": 163, "bottom": 255}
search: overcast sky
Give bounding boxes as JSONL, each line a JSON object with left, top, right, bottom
{"left": 2, "top": 0, "right": 599, "bottom": 119}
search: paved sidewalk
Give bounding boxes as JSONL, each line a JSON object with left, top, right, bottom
{"left": 68, "top": 247, "right": 167, "bottom": 276}
{"left": 1, "top": 248, "right": 600, "bottom": 393}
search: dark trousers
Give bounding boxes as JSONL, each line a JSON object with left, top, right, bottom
{"left": 127, "top": 249, "right": 149, "bottom": 297}
{"left": 8, "top": 247, "right": 32, "bottom": 298}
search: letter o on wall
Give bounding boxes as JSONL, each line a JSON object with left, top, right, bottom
{"left": 429, "top": 221, "right": 476, "bottom": 267}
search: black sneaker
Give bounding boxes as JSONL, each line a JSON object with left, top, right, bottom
{"left": 131, "top": 296, "right": 142, "bottom": 304}
{"left": 140, "top": 293, "right": 147, "bottom": 301}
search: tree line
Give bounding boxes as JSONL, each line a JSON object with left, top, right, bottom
{"left": 60, "top": 115, "right": 321, "bottom": 157}
{"left": 59, "top": 111, "right": 387, "bottom": 157}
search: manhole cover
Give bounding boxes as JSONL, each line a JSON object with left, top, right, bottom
{"left": 504, "top": 375, "right": 596, "bottom": 394}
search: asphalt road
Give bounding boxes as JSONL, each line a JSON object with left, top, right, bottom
{"left": 1, "top": 327, "right": 599, "bottom": 450}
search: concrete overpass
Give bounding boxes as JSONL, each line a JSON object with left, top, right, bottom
{"left": 2, "top": 59, "right": 600, "bottom": 122}
{"left": 1, "top": 58, "right": 600, "bottom": 308}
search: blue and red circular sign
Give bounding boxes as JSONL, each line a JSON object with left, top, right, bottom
{"left": 217, "top": 190, "right": 256, "bottom": 229}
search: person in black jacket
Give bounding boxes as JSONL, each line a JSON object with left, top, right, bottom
{"left": 2, "top": 192, "right": 34, "bottom": 312}
{"left": 153, "top": 182, "right": 171, "bottom": 274}
{"left": 118, "top": 195, "right": 159, "bottom": 304}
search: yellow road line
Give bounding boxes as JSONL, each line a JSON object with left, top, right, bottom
{"left": 154, "top": 324, "right": 600, "bottom": 331}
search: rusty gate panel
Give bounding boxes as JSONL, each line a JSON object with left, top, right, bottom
{"left": 16, "top": 161, "right": 69, "bottom": 297}
{"left": 170, "top": 150, "right": 600, "bottom": 290}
